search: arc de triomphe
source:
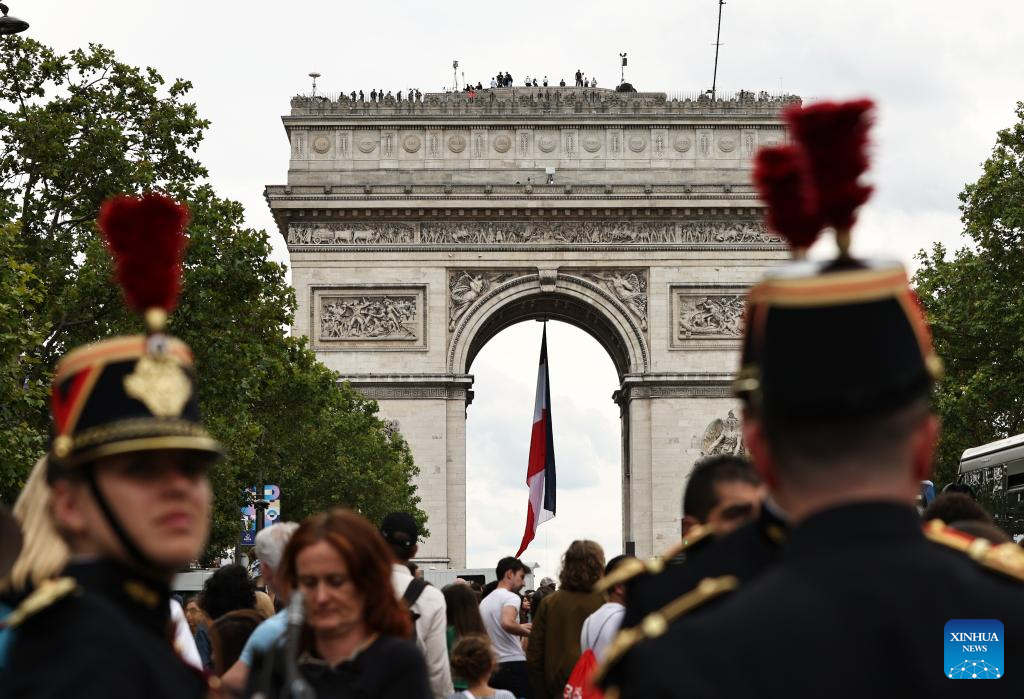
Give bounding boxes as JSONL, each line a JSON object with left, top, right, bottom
{"left": 266, "top": 86, "right": 794, "bottom": 567}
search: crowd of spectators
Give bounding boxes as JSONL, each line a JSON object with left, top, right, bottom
{"left": 2, "top": 448, "right": 1016, "bottom": 699}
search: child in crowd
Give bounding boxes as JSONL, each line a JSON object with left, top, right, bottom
{"left": 448, "top": 635, "right": 515, "bottom": 699}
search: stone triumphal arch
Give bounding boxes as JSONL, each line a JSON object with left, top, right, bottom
{"left": 266, "top": 86, "right": 796, "bottom": 567}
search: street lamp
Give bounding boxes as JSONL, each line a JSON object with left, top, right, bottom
{"left": 0, "top": 3, "right": 29, "bottom": 35}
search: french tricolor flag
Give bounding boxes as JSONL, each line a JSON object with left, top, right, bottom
{"left": 516, "top": 324, "right": 556, "bottom": 557}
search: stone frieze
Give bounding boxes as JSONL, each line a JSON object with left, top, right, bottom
{"left": 287, "top": 220, "right": 780, "bottom": 247}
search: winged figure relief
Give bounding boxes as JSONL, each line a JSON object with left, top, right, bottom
{"left": 700, "top": 410, "right": 745, "bottom": 456}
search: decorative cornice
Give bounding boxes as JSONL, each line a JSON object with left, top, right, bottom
{"left": 613, "top": 373, "right": 736, "bottom": 402}
{"left": 340, "top": 373, "right": 474, "bottom": 401}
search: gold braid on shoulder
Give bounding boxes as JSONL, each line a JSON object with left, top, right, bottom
{"left": 924, "top": 520, "right": 1024, "bottom": 582}
{"left": 592, "top": 575, "right": 739, "bottom": 685}
{"left": 593, "top": 524, "right": 716, "bottom": 594}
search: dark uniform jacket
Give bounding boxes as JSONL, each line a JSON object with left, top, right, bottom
{"left": 599, "top": 506, "right": 785, "bottom": 693}
{"left": 621, "top": 504, "right": 787, "bottom": 629}
{"left": 619, "top": 502, "right": 1024, "bottom": 699}
{"left": 3, "top": 558, "right": 206, "bottom": 699}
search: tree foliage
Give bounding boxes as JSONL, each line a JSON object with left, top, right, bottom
{"left": 914, "top": 102, "right": 1024, "bottom": 533}
{"left": 0, "top": 37, "right": 425, "bottom": 558}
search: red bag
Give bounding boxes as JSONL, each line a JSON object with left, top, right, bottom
{"left": 563, "top": 648, "right": 604, "bottom": 699}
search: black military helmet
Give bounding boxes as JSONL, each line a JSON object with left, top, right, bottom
{"left": 47, "top": 193, "right": 221, "bottom": 477}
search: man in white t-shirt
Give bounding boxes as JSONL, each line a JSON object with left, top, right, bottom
{"left": 580, "top": 555, "right": 632, "bottom": 662}
{"left": 479, "top": 557, "right": 533, "bottom": 698}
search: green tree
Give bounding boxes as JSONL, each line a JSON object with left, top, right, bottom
{"left": 0, "top": 37, "right": 424, "bottom": 557}
{"left": 914, "top": 101, "right": 1024, "bottom": 534}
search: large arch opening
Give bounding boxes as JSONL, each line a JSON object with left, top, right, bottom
{"left": 464, "top": 319, "right": 624, "bottom": 577}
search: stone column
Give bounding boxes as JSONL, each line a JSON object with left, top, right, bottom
{"left": 343, "top": 374, "right": 473, "bottom": 567}
{"left": 616, "top": 373, "right": 741, "bottom": 559}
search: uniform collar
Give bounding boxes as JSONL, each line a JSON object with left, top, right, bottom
{"left": 63, "top": 557, "right": 171, "bottom": 637}
{"left": 785, "top": 501, "right": 922, "bottom": 560}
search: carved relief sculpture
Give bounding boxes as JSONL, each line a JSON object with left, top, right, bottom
{"left": 321, "top": 295, "right": 417, "bottom": 340}
{"left": 448, "top": 270, "right": 522, "bottom": 330}
{"left": 287, "top": 220, "right": 781, "bottom": 247}
{"left": 678, "top": 295, "right": 744, "bottom": 338}
{"left": 578, "top": 269, "right": 649, "bottom": 331}
{"left": 743, "top": 132, "right": 755, "bottom": 157}
{"left": 698, "top": 132, "right": 710, "bottom": 157}
{"left": 312, "top": 135, "right": 331, "bottom": 154}
{"left": 287, "top": 222, "right": 416, "bottom": 245}
{"left": 700, "top": 410, "right": 745, "bottom": 456}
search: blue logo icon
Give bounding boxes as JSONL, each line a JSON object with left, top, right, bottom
{"left": 945, "top": 619, "right": 1003, "bottom": 679}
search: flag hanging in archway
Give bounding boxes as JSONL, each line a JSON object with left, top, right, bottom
{"left": 516, "top": 324, "right": 556, "bottom": 557}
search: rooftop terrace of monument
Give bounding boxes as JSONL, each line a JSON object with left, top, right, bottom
{"left": 287, "top": 87, "right": 801, "bottom": 118}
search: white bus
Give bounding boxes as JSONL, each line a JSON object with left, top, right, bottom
{"left": 958, "top": 433, "right": 1024, "bottom": 499}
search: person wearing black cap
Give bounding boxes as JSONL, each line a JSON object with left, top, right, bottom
{"left": 604, "top": 100, "right": 1024, "bottom": 698}
{"left": 3, "top": 194, "right": 221, "bottom": 698}
{"left": 381, "top": 512, "right": 453, "bottom": 699}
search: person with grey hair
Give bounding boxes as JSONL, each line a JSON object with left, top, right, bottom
{"left": 220, "top": 521, "right": 299, "bottom": 693}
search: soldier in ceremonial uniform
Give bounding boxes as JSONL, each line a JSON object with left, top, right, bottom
{"left": 594, "top": 458, "right": 786, "bottom": 690}
{"left": 601, "top": 100, "right": 1024, "bottom": 698}
{"left": 3, "top": 194, "right": 221, "bottom": 698}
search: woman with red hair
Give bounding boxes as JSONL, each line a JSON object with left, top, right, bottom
{"left": 245, "top": 508, "right": 430, "bottom": 698}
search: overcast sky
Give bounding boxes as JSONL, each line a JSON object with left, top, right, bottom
{"left": 24, "top": 0, "right": 1024, "bottom": 575}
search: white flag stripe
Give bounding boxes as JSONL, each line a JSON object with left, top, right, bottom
{"left": 532, "top": 361, "right": 547, "bottom": 422}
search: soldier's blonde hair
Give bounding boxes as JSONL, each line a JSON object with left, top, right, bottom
{"left": 0, "top": 456, "right": 69, "bottom": 593}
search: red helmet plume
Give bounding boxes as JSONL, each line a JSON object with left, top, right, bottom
{"left": 785, "top": 99, "right": 875, "bottom": 232}
{"left": 752, "top": 145, "right": 824, "bottom": 251}
{"left": 97, "top": 192, "right": 189, "bottom": 318}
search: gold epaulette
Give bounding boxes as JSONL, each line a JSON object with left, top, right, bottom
{"left": 924, "top": 520, "right": 1024, "bottom": 582}
{"left": 592, "top": 575, "right": 738, "bottom": 685}
{"left": 3, "top": 577, "right": 77, "bottom": 629}
{"left": 594, "top": 524, "right": 715, "bottom": 594}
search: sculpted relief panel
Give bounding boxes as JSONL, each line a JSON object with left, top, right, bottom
{"left": 571, "top": 269, "right": 649, "bottom": 331}
{"left": 312, "top": 286, "right": 426, "bottom": 350}
{"left": 670, "top": 286, "right": 747, "bottom": 350}
{"left": 448, "top": 270, "right": 526, "bottom": 330}
{"left": 287, "top": 220, "right": 781, "bottom": 248}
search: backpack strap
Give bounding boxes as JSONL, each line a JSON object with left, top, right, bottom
{"left": 403, "top": 577, "right": 429, "bottom": 607}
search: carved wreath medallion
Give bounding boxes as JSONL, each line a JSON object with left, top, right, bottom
{"left": 448, "top": 134, "right": 467, "bottom": 153}
{"left": 628, "top": 136, "right": 647, "bottom": 153}
{"left": 673, "top": 137, "right": 692, "bottom": 153}
{"left": 358, "top": 139, "right": 377, "bottom": 154}
{"left": 582, "top": 136, "right": 601, "bottom": 153}
{"left": 493, "top": 134, "right": 512, "bottom": 153}
{"left": 402, "top": 134, "right": 422, "bottom": 153}
{"left": 718, "top": 137, "right": 737, "bottom": 153}
{"left": 311, "top": 135, "right": 331, "bottom": 154}
{"left": 538, "top": 135, "right": 557, "bottom": 153}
